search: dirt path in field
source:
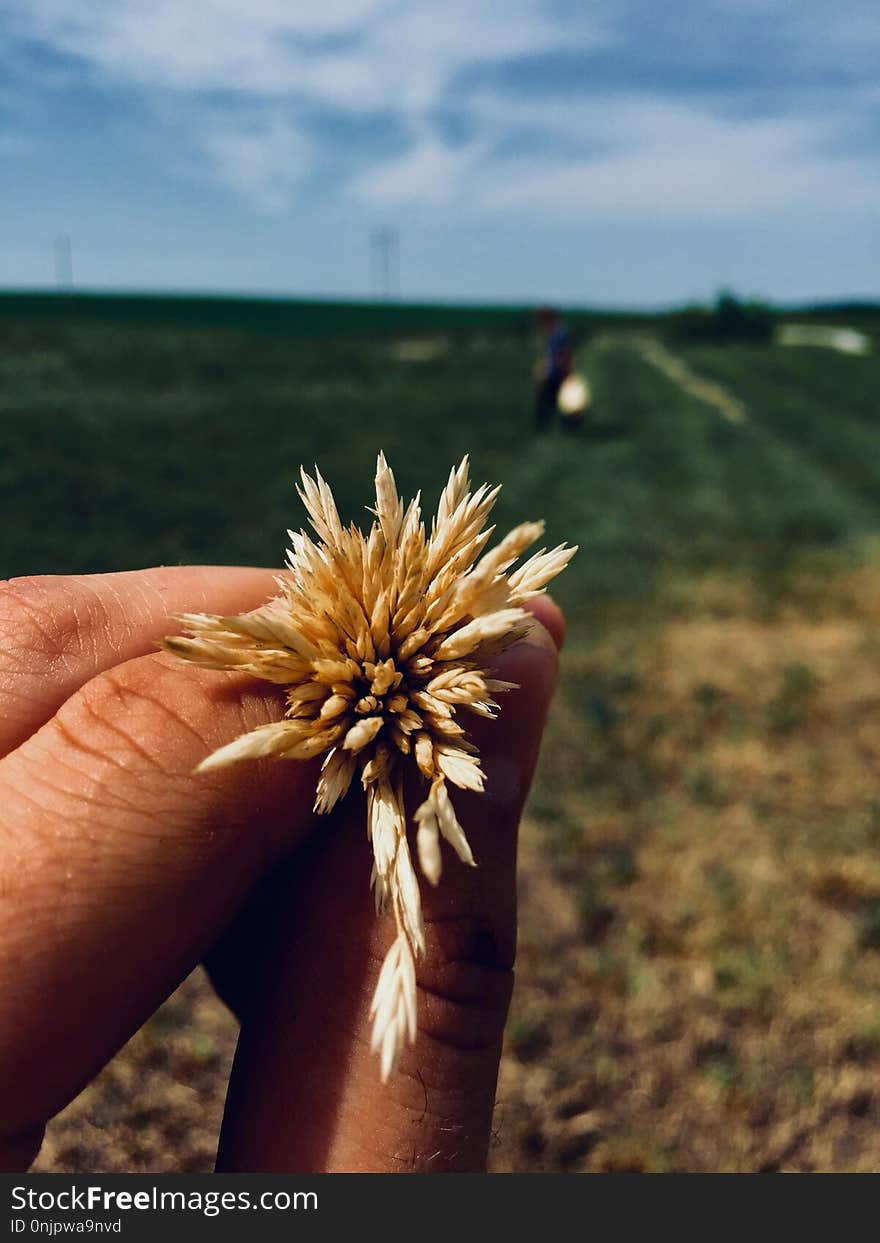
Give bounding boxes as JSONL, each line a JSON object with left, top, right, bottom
{"left": 596, "top": 334, "right": 748, "bottom": 424}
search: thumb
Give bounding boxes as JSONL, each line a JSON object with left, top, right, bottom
{"left": 216, "top": 598, "right": 563, "bottom": 1172}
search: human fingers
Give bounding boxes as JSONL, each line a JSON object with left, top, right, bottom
{"left": 0, "top": 566, "right": 280, "bottom": 757}
{"left": 0, "top": 647, "right": 319, "bottom": 1166}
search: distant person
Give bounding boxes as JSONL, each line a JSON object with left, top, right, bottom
{"left": 533, "top": 306, "right": 574, "bottom": 431}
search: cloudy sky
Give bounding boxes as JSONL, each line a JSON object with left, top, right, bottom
{"left": 2, "top": 1, "right": 878, "bottom": 306}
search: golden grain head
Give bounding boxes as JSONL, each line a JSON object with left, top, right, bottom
{"left": 162, "top": 452, "right": 575, "bottom": 1079}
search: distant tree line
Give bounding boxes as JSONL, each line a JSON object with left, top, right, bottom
{"left": 668, "top": 291, "right": 775, "bottom": 345}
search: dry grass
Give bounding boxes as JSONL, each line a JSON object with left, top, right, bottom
{"left": 493, "top": 564, "right": 880, "bottom": 1172}
{"left": 35, "top": 975, "right": 237, "bottom": 1174}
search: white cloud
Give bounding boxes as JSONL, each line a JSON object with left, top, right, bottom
{"left": 485, "top": 103, "right": 880, "bottom": 220}
{"left": 484, "top": 135, "right": 879, "bottom": 221}
{"left": 3, "top": 0, "right": 606, "bottom": 210}
{"left": 5, "top": 0, "right": 604, "bottom": 109}
{"left": 192, "top": 114, "right": 311, "bottom": 212}
{"left": 355, "top": 92, "right": 880, "bottom": 224}
{"left": 3, "top": 1, "right": 390, "bottom": 94}
{"left": 3, "top": 0, "right": 877, "bottom": 228}
{"left": 353, "top": 128, "right": 485, "bottom": 206}
{"left": 0, "top": 133, "right": 31, "bottom": 156}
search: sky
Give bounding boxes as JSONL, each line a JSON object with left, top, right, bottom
{"left": 1, "top": 0, "right": 878, "bottom": 307}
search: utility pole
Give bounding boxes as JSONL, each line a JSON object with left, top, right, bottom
{"left": 54, "top": 235, "right": 73, "bottom": 291}
{"left": 371, "top": 227, "right": 399, "bottom": 300}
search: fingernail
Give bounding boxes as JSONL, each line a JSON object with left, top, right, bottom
{"left": 520, "top": 615, "right": 562, "bottom": 659}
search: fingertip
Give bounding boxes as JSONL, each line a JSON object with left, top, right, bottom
{"left": 524, "top": 594, "right": 566, "bottom": 652}
{"left": 461, "top": 607, "right": 561, "bottom": 807}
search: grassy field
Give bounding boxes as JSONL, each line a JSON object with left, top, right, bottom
{"left": 3, "top": 294, "right": 880, "bottom": 1172}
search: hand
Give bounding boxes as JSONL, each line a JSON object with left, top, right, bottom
{"left": 0, "top": 566, "right": 562, "bottom": 1172}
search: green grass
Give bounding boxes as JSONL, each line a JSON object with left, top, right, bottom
{"left": 4, "top": 309, "right": 877, "bottom": 624}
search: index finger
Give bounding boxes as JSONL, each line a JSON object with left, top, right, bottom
{"left": 0, "top": 566, "right": 280, "bottom": 757}
{"left": 0, "top": 648, "right": 319, "bottom": 1161}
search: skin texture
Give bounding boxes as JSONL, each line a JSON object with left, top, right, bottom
{"left": 0, "top": 566, "right": 562, "bottom": 1173}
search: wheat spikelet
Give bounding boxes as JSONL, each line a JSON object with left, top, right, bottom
{"left": 162, "top": 454, "right": 576, "bottom": 1079}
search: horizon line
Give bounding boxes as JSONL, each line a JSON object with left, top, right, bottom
{"left": 1, "top": 286, "right": 878, "bottom": 317}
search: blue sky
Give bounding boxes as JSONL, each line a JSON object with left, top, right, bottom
{"left": 2, "top": 0, "right": 878, "bottom": 306}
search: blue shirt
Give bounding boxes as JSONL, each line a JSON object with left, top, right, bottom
{"left": 546, "top": 324, "right": 571, "bottom": 382}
